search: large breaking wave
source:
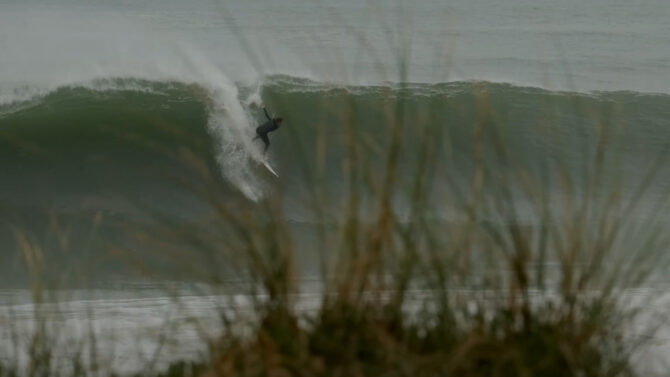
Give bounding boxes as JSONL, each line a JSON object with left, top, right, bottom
{"left": 1, "top": 75, "right": 670, "bottom": 208}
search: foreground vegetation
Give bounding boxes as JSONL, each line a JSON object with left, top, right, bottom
{"left": 176, "top": 85, "right": 666, "bottom": 377}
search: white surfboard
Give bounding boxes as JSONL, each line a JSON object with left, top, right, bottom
{"left": 262, "top": 160, "right": 279, "bottom": 177}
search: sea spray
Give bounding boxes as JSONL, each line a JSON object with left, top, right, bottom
{"left": 178, "top": 48, "right": 269, "bottom": 201}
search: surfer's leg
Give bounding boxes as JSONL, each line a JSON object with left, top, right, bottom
{"left": 260, "top": 133, "right": 270, "bottom": 152}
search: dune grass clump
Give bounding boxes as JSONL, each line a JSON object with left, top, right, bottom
{"left": 136, "top": 82, "right": 669, "bottom": 377}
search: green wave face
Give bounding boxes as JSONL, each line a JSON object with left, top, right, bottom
{"left": 2, "top": 77, "right": 670, "bottom": 213}
{"left": 1, "top": 76, "right": 670, "bottom": 285}
{"left": 263, "top": 77, "right": 670, "bottom": 191}
{"left": 0, "top": 80, "right": 212, "bottom": 202}
{"left": 2, "top": 77, "right": 670, "bottom": 211}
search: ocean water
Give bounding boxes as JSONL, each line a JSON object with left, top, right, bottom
{"left": 1, "top": 0, "right": 668, "bottom": 203}
{"left": 1, "top": 0, "right": 670, "bottom": 373}
{"left": 1, "top": 0, "right": 669, "bottom": 92}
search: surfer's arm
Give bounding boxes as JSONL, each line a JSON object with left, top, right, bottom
{"left": 263, "top": 107, "right": 272, "bottom": 121}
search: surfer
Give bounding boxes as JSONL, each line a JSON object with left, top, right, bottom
{"left": 253, "top": 104, "right": 283, "bottom": 154}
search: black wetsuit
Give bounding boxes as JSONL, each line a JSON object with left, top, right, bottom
{"left": 254, "top": 108, "right": 280, "bottom": 152}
